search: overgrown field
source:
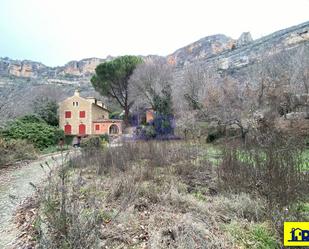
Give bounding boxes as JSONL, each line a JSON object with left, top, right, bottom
{"left": 15, "top": 140, "right": 308, "bottom": 249}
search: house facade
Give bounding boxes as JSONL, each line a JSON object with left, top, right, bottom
{"left": 59, "top": 90, "right": 122, "bottom": 136}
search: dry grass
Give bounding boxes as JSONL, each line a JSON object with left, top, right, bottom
{"left": 25, "top": 140, "right": 286, "bottom": 249}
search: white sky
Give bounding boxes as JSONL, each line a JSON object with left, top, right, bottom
{"left": 0, "top": 0, "right": 308, "bottom": 66}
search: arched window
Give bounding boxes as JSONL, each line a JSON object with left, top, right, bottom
{"left": 64, "top": 124, "right": 72, "bottom": 134}
{"left": 109, "top": 124, "right": 119, "bottom": 134}
{"left": 79, "top": 124, "right": 86, "bottom": 135}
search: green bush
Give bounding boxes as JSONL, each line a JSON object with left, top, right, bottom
{"left": 32, "top": 97, "right": 59, "bottom": 126}
{"left": 100, "top": 134, "right": 109, "bottom": 143}
{"left": 80, "top": 136, "right": 109, "bottom": 156}
{"left": 109, "top": 111, "right": 122, "bottom": 119}
{"left": 80, "top": 136, "right": 102, "bottom": 149}
{"left": 2, "top": 115, "right": 64, "bottom": 150}
{"left": 206, "top": 125, "right": 225, "bottom": 143}
{"left": 206, "top": 131, "right": 223, "bottom": 143}
{"left": 64, "top": 135, "right": 75, "bottom": 146}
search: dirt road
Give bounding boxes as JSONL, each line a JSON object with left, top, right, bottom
{"left": 0, "top": 150, "right": 77, "bottom": 248}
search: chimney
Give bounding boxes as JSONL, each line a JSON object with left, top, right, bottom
{"left": 74, "top": 89, "right": 80, "bottom": 97}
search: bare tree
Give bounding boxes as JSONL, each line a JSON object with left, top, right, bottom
{"left": 0, "top": 85, "right": 24, "bottom": 125}
{"left": 290, "top": 43, "right": 309, "bottom": 94}
{"left": 172, "top": 63, "right": 219, "bottom": 120}
{"left": 248, "top": 46, "right": 309, "bottom": 118}
{"left": 205, "top": 77, "right": 257, "bottom": 140}
{"left": 129, "top": 58, "right": 174, "bottom": 112}
{"left": 0, "top": 84, "right": 69, "bottom": 126}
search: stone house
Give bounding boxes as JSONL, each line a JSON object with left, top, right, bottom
{"left": 59, "top": 90, "right": 122, "bottom": 136}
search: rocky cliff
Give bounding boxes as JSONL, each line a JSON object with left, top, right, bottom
{"left": 0, "top": 21, "right": 308, "bottom": 86}
{"left": 0, "top": 57, "right": 110, "bottom": 82}
{"left": 169, "top": 21, "right": 309, "bottom": 70}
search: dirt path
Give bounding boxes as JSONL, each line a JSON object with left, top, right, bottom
{"left": 0, "top": 150, "right": 77, "bottom": 248}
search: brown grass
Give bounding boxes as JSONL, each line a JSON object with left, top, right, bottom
{"left": 26, "top": 140, "right": 286, "bottom": 248}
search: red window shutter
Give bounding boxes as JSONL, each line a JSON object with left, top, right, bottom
{"left": 80, "top": 111, "right": 86, "bottom": 118}
{"left": 79, "top": 124, "right": 86, "bottom": 135}
{"left": 64, "top": 124, "right": 71, "bottom": 134}
{"left": 65, "top": 111, "right": 71, "bottom": 118}
{"left": 95, "top": 124, "right": 100, "bottom": 131}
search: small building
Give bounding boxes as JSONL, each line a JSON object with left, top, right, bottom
{"left": 59, "top": 90, "right": 122, "bottom": 136}
{"left": 146, "top": 108, "right": 155, "bottom": 123}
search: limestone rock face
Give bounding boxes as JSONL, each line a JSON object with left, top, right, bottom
{"left": 167, "top": 34, "right": 236, "bottom": 67}
{"left": 0, "top": 57, "right": 107, "bottom": 80}
{"left": 61, "top": 58, "right": 107, "bottom": 76}
{"left": 2, "top": 60, "right": 46, "bottom": 78}
{"left": 0, "top": 21, "right": 308, "bottom": 87}
{"left": 236, "top": 32, "right": 253, "bottom": 47}
{"left": 285, "top": 31, "right": 309, "bottom": 45}
{"left": 197, "top": 21, "right": 309, "bottom": 71}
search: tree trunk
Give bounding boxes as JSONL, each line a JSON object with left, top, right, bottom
{"left": 124, "top": 107, "right": 130, "bottom": 127}
{"left": 240, "top": 126, "right": 248, "bottom": 142}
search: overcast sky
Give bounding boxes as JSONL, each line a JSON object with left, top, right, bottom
{"left": 0, "top": 0, "right": 308, "bottom": 66}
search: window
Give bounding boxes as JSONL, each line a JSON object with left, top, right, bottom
{"left": 80, "top": 111, "right": 86, "bottom": 118}
{"left": 73, "top": 102, "right": 79, "bottom": 107}
{"left": 64, "top": 124, "right": 72, "bottom": 134}
{"left": 65, "top": 111, "right": 71, "bottom": 118}
{"left": 79, "top": 124, "right": 86, "bottom": 135}
{"left": 95, "top": 124, "right": 100, "bottom": 131}
{"left": 73, "top": 102, "right": 75, "bottom": 106}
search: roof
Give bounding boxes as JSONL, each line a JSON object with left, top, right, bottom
{"left": 91, "top": 102, "right": 110, "bottom": 112}
{"left": 59, "top": 92, "right": 110, "bottom": 112}
{"left": 93, "top": 119, "right": 123, "bottom": 123}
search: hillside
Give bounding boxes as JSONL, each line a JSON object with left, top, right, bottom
{"left": 0, "top": 22, "right": 309, "bottom": 84}
{"left": 0, "top": 21, "right": 308, "bottom": 88}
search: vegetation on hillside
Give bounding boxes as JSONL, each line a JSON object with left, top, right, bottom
{"left": 32, "top": 97, "right": 59, "bottom": 126}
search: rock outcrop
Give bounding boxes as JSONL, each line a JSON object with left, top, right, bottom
{"left": 0, "top": 21, "right": 308, "bottom": 87}
{"left": 236, "top": 32, "right": 253, "bottom": 47}
{"left": 167, "top": 34, "right": 235, "bottom": 66}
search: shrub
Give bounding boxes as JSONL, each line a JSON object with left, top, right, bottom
{"left": 35, "top": 159, "right": 100, "bottom": 249}
{"left": 80, "top": 136, "right": 108, "bottom": 157}
{"left": 2, "top": 115, "right": 64, "bottom": 150}
{"left": 153, "top": 114, "right": 174, "bottom": 136}
{"left": 109, "top": 111, "right": 122, "bottom": 119}
{"left": 80, "top": 136, "right": 101, "bottom": 149}
{"left": 206, "top": 125, "right": 225, "bottom": 143}
{"left": 99, "top": 134, "right": 109, "bottom": 143}
{"left": 135, "top": 115, "right": 176, "bottom": 140}
{"left": 64, "top": 135, "right": 75, "bottom": 146}
{"left": 217, "top": 138, "right": 308, "bottom": 209}
{"left": 0, "top": 138, "right": 37, "bottom": 166}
